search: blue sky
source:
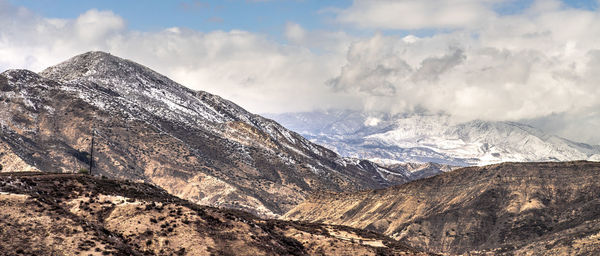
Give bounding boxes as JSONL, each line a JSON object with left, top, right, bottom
{"left": 10, "top": 0, "right": 599, "bottom": 38}
{"left": 9, "top": 0, "right": 350, "bottom": 38}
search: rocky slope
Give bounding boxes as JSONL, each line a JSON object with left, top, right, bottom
{"left": 0, "top": 52, "right": 409, "bottom": 217}
{"left": 0, "top": 172, "right": 426, "bottom": 256}
{"left": 284, "top": 161, "right": 600, "bottom": 255}
{"left": 267, "top": 110, "right": 600, "bottom": 166}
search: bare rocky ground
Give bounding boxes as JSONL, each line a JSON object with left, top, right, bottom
{"left": 0, "top": 172, "right": 427, "bottom": 256}
{"left": 285, "top": 161, "right": 600, "bottom": 255}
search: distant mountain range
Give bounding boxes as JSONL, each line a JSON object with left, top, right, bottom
{"left": 267, "top": 110, "right": 600, "bottom": 166}
{"left": 0, "top": 51, "right": 411, "bottom": 217}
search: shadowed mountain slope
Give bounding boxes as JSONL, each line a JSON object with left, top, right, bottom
{"left": 285, "top": 161, "right": 600, "bottom": 255}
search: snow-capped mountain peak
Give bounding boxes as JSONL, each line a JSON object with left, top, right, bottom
{"left": 267, "top": 110, "right": 600, "bottom": 166}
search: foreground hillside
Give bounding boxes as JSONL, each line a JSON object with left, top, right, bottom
{"left": 0, "top": 172, "right": 425, "bottom": 256}
{"left": 0, "top": 51, "right": 409, "bottom": 217}
{"left": 285, "top": 161, "right": 600, "bottom": 255}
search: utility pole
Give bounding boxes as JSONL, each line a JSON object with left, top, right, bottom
{"left": 89, "top": 129, "right": 95, "bottom": 175}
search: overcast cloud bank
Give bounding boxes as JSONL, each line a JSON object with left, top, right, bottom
{"left": 1, "top": 0, "right": 600, "bottom": 144}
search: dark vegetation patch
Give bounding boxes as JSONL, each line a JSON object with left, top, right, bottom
{"left": 68, "top": 149, "right": 92, "bottom": 165}
{"left": 0, "top": 76, "right": 12, "bottom": 91}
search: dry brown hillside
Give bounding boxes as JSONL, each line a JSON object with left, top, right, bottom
{"left": 285, "top": 161, "right": 600, "bottom": 255}
{"left": 0, "top": 172, "right": 427, "bottom": 256}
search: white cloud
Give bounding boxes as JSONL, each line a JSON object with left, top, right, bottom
{"left": 335, "top": 0, "right": 500, "bottom": 30}
{"left": 325, "top": 1, "right": 600, "bottom": 143}
{"left": 74, "top": 9, "right": 125, "bottom": 42}
{"left": 2, "top": 0, "right": 600, "bottom": 144}
{"left": 285, "top": 22, "right": 306, "bottom": 43}
{"left": 0, "top": 3, "right": 348, "bottom": 114}
{"left": 0, "top": 7, "right": 126, "bottom": 71}
{"left": 107, "top": 29, "right": 350, "bottom": 113}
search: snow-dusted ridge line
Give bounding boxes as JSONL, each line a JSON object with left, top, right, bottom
{"left": 37, "top": 51, "right": 412, "bottom": 185}
{"left": 39, "top": 52, "right": 334, "bottom": 157}
{"left": 267, "top": 110, "right": 600, "bottom": 166}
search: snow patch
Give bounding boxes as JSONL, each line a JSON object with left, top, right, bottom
{"left": 364, "top": 117, "right": 381, "bottom": 127}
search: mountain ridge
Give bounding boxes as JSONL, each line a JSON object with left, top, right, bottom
{"left": 0, "top": 51, "right": 410, "bottom": 217}
{"left": 284, "top": 160, "right": 600, "bottom": 255}
{"left": 267, "top": 110, "right": 600, "bottom": 166}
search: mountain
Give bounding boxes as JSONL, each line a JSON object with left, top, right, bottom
{"left": 386, "top": 162, "right": 459, "bottom": 181}
{"left": 0, "top": 51, "right": 410, "bottom": 217}
{"left": 266, "top": 110, "right": 600, "bottom": 166}
{"left": 284, "top": 161, "right": 600, "bottom": 255}
{"left": 0, "top": 172, "right": 426, "bottom": 255}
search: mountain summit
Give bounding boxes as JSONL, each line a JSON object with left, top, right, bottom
{"left": 0, "top": 51, "right": 411, "bottom": 217}
{"left": 42, "top": 51, "right": 136, "bottom": 81}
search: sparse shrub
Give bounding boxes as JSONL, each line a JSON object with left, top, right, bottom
{"left": 78, "top": 168, "right": 89, "bottom": 174}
